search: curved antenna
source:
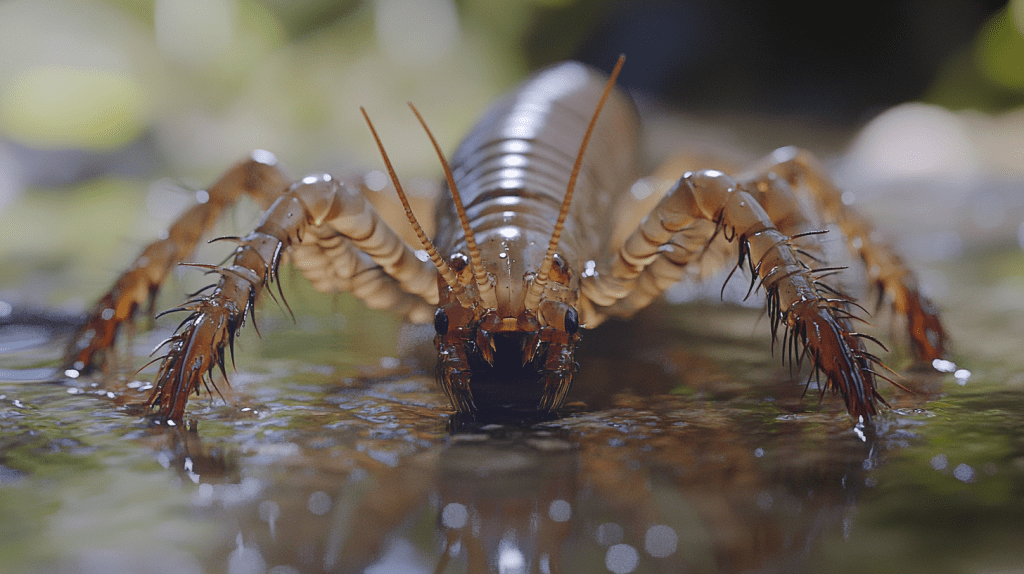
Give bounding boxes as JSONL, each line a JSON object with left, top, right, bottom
{"left": 408, "top": 103, "right": 498, "bottom": 309}
{"left": 360, "top": 107, "right": 476, "bottom": 309}
{"left": 524, "top": 54, "right": 626, "bottom": 311}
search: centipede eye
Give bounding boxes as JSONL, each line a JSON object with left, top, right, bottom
{"left": 564, "top": 306, "right": 579, "bottom": 335}
{"left": 433, "top": 307, "right": 449, "bottom": 336}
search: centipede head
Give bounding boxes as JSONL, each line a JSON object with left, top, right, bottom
{"left": 432, "top": 57, "right": 624, "bottom": 420}
{"left": 362, "top": 110, "right": 570, "bottom": 418}
{"left": 364, "top": 57, "right": 623, "bottom": 420}
{"left": 432, "top": 251, "right": 581, "bottom": 420}
{"left": 364, "top": 108, "right": 582, "bottom": 420}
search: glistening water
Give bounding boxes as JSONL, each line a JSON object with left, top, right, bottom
{"left": 1, "top": 241, "right": 1023, "bottom": 574}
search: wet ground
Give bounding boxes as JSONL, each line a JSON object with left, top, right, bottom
{"left": 2, "top": 1, "right": 1022, "bottom": 570}
{"left": 2, "top": 238, "right": 1023, "bottom": 574}
{"left": 3, "top": 99, "right": 1024, "bottom": 573}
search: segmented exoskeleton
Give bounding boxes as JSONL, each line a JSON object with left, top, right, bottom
{"left": 64, "top": 57, "right": 947, "bottom": 423}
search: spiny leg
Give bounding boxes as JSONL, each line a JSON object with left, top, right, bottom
{"left": 146, "top": 173, "right": 439, "bottom": 422}
{"left": 583, "top": 169, "right": 887, "bottom": 420}
{"left": 287, "top": 225, "right": 436, "bottom": 323}
{"left": 748, "top": 146, "right": 947, "bottom": 361}
{"left": 582, "top": 157, "right": 832, "bottom": 322}
{"left": 64, "top": 153, "right": 291, "bottom": 375}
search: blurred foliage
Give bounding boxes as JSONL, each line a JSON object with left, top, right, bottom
{"left": 978, "top": 0, "right": 1024, "bottom": 89}
{"left": 0, "top": 0, "right": 552, "bottom": 176}
{"left": 927, "top": 0, "right": 1024, "bottom": 109}
{"left": 1, "top": 0, "right": 1020, "bottom": 295}
{"left": 0, "top": 0, "right": 1018, "bottom": 167}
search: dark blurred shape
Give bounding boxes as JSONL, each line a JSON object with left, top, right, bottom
{"left": 528, "top": 0, "right": 1007, "bottom": 121}
{"left": 6, "top": 136, "right": 159, "bottom": 189}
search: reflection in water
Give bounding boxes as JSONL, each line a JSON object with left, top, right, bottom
{"left": 157, "top": 392, "right": 882, "bottom": 574}
{"left": 5, "top": 287, "right": 1020, "bottom": 573}
{"left": 0, "top": 300, "right": 942, "bottom": 574}
{"left": 433, "top": 430, "right": 578, "bottom": 573}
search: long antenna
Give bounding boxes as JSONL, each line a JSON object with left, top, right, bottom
{"left": 360, "top": 107, "right": 476, "bottom": 309}
{"left": 408, "top": 103, "right": 497, "bottom": 309}
{"left": 524, "top": 54, "right": 626, "bottom": 311}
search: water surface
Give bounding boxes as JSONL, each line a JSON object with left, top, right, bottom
{"left": 1, "top": 247, "right": 1022, "bottom": 574}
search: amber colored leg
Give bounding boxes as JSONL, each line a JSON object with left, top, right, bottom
{"left": 750, "top": 146, "right": 947, "bottom": 361}
{"left": 64, "top": 153, "right": 290, "bottom": 375}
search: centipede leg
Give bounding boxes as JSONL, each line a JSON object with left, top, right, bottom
{"left": 584, "top": 169, "right": 887, "bottom": 419}
{"left": 64, "top": 153, "right": 291, "bottom": 376}
{"left": 146, "top": 172, "right": 439, "bottom": 422}
{"left": 746, "top": 147, "right": 947, "bottom": 361}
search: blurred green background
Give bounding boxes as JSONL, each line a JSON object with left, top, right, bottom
{"left": 1, "top": 0, "right": 1021, "bottom": 170}
{"left": 1, "top": 0, "right": 1022, "bottom": 309}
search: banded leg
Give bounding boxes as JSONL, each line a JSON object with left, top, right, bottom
{"left": 64, "top": 153, "right": 291, "bottom": 374}
{"left": 146, "top": 172, "right": 440, "bottom": 421}
{"left": 749, "top": 146, "right": 947, "bottom": 360}
{"left": 583, "top": 169, "right": 886, "bottom": 420}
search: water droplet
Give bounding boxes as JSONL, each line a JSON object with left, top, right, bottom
{"left": 630, "top": 178, "right": 654, "bottom": 200}
{"left": 954, "top": 368, "right": 971, "bottom": 386}
{"left": 605, "top": 544, "right": 639, "bottom": 574}
{"left": 644, "top": 525, "right": 677, "bottom": 558}
{"left": 364, "top": 170, "right": 388, "bottom": 192}
{"left": 442, "top": 502, "right": 468, "bottom": 529}
{"left": 548, "top": 499, "right": 571, "bottom": 522}
{"left": 307, "top": 491, "right": 331, "bottom": 515}
{"left": 250, "top": 149, "right": 277, "bottom": 165}
{"left": 953, "top": 463, "right": 975, "bottom": 483}
{"left": 498, "top": 537, "right": 526, "bottom": 573}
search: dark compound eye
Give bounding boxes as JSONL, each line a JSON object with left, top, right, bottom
{"left": 433, "top": 307, "right": 449, "bottom": 336}
{"left": 552, "top": 253, "right": 566, "bottom": 271}
{"left": 564, "top": 306, "right": 579, "bottom": 335}
{"left": 448, "top": 252, "right": 468, "bottom": 272}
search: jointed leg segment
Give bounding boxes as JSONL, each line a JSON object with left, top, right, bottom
{"left": 66, "top": 153, "right": 441, "bottom": 421}
{"left": 66, "top": 140, "right": 944, "bottom": 422}
{"left": 65, "top": 154, "right": 291, "bottom": 374}
{"left": 584, "top": 167, "right": 892, "bottom": 419}
{"left": 146, "top": 170, "right": 443, "bottom": 420}
{"left": 751, "top": 147, "right": 946, "bottom": 360}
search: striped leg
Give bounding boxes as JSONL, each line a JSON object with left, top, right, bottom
{"left": 750, "top": 146, "right": 946, "bottom": 361}
{"left": 65, "top": 152, "right": 291, "bottom": 375}
{"left": 137, "top": 170, "right": 438, "bottom": 422}
{"left": 583, "top": 169, "right": 891, "bottom": 420}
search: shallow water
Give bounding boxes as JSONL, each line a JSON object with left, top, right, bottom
{"left": 1, "top": 246, "right": 1023, "bottom": 574}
